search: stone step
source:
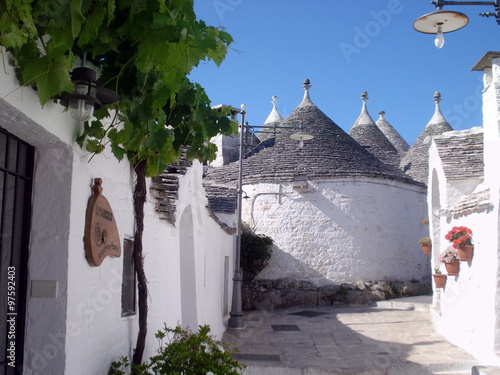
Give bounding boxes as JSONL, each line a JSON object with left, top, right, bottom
{"left": 374, "top": 295, "right": 432, "bottom": 311}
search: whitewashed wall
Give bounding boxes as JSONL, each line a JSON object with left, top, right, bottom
{"left": 429, "top": 55, "right": 500, "bottom": 365}
{"left": 430, "top": 206, "right": 497, "bottom": 363}
{"left": 242, "top": 179, "right": 428, "bottom": 285}
{"left": 1, "top": 54, "right": 234, "bottom": 374}
{"left": 210, "top": 133, "right": 238, "bottom": 167}
{"left": 1, "top": 56, "right": 77, "bottom": 375}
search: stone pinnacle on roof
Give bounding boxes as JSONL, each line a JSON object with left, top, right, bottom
{"left": 264, "top": 96, "right": 284, "bottom": 125}
{"left": 376, "top": 111, "right": 410, "bottom": 154}
{"left": 258, "top": 96, "right": 284, "bottom": 142}
{"left": 399, "top": 91, "right": 453, "bottom": 184}
{"left": 428, "top": 91, "right": 448, "bottom": 125}
{"left": 299, "top": 78, "right": 314, "bottom": 107}
{"left": 348, "top": 91, "right": 402, "bottom": 167}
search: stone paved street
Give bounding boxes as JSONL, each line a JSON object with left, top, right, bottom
{"left": 223, "top": 296, "right": 479, "bottom": 375}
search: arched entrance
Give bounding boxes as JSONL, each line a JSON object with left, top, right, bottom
{"left": 179, "top": 206, "right": 198, "bottom": 330}
{"left": 431, "top": 169, "right": 442, "bottom": 255}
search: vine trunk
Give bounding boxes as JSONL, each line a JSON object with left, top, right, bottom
{"left": 132, "top": 160, "right": 148, "bottom": 365}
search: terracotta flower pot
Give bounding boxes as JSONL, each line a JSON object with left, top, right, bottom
{"left": 445, "top": 261, "right": 459, "bottom": 276}
{"left": 421, "top": 245, "right": 432, "bottom": 255}
{"left": 457, "top": 245, "right": 473, "bottom": 262}
{"left": 433, "top": 274, "right": 447, "bottom": 288}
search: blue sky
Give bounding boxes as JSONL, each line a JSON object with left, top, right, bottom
{"left": 190, "top": 0, "right": 499, "bottom": 145}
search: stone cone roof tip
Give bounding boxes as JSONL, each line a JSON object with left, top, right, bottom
{"left": 351, "top": 91, "right": 374, "bottom": 126}
{"left": 205, "top": 80, "right": 421, "bottom": 188}
{"left": 348, "top": 92, "right": 402, "bottom": 167}
{"left": 427, "top": 91, "right": 448, "bottom": 126}
{"left": 259, "top": 96, "right": 284, "bottom": 142}
{"left": 376, "top": 111, "right": 410, "bottom": 154}
{"left": 400, "top": 91, "right": 453, "bottom": 184}
{"left": 264, "top": 95, "right": 284, "bottom": 125}
{"left": 298, "top": 78, "right": 314, "bottom": 107}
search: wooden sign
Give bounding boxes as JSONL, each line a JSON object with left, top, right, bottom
{"left": 84, "top": 178, "right": 121, "bottom": 266}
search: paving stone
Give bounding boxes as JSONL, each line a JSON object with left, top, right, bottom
{"left": 223, "top": 297, "right": 478, "bottom": 374}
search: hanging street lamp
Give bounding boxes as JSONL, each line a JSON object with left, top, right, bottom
{"left": 228, "top": 105, "right": 314, "bottom": 328}
{"left": 414, "top": 0, "right": 499, "bottom": 48}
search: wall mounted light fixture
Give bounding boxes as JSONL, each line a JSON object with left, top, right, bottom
{"left": 414, "top": 0, "right": 499, "bottom": 48}
{"left": 58, "top": 67, "right": 119, "bottom": 122}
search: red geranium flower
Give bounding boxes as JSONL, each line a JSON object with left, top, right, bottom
{"left": 445, "top": 226, "right": 473, "bottom": 248}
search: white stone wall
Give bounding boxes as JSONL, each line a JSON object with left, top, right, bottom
{"left": 483, "top": 61, "right": 500, "bottom": 192}
{"left": 209, "top": 133, "right": 239, "bottom": 167}
{"left": 483, "top": 57, "right": 500, "bottom": 359}
{"left": 1, "top": 54, "right": 234, "bottom": 374}
{"left": 429, "top": 55, "right": 500, "bottom": 365}
{"left": 430, "top": 208, "right": 498, "bottom": 363}
{"left": 429, "top": 141, "right": 496, "bottom": 361}
{"left": 242, "top": 179, "right": 428, "bottom": 285}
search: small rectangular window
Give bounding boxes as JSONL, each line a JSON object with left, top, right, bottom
{"left": 223, "top": 256, "right": 230, "bottom": 316}
{"left": 121, "top": 239, "right": 136, "bottom": 317}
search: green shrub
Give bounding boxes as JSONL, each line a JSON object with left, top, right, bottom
{"left": 240, "top": 229, "right": 273, "bottom": 282}
{"left": 108, "top": 325, "right": 245, "bottom": 375}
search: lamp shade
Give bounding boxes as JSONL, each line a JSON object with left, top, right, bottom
{"left": 290, "top": 131, "right": 314, "bottom": 141}
{"left": 414, "top": 9, "right": 469, "bottom": 34}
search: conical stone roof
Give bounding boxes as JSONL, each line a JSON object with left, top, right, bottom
{"left": 348, "top": 92, "right": 401, "bottom": 167}
{"left": 400, "top": 92, "right": 453, "bottom": 184}
{"left": 205, "top": 80, "right": 420, "bottom": 187}
{"left": 376, "top": 111, "right": 410, "bottom": 154}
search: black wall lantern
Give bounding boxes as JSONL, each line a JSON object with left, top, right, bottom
{"left": 58, "top": 67, "right": 119, "bottom": 122}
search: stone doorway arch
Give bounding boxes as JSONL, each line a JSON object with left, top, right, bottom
{"left": 179, "top": 206, "right": 198, "bottom": 331}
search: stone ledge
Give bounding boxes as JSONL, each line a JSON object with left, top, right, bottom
{"left": 473, "top": 366, "right": 500, "bottom": 375}
{"left": 242, "top": 278, "right": 431, "bottom": 311}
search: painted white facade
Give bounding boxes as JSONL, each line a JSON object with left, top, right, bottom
{"left": 429, "top": 53, "right": 500, "bottom": 365}
{"left": 210, "top": 132, "right": 239, "bottom": 167}
{"left": 1, "top": 54, "right": 234, "bottom": 374}
{"left": 243, "top": 178, "right": 429, "bottom": 285}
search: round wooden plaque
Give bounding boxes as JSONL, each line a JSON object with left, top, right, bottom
{"left": 85, "top": 178, "right": 121, "bottom": 266}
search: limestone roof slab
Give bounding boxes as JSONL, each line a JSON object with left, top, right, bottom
{"left": 349, "top": 92, "right": 402, "bottom": 167}
{"left": 376, "top": 111, "right": 410, "bottom": 154}
{"left": 433, "top": 129, "right": 484, "bottom": 181}
{"left": 471, "top": 51, "right": 500, "bottom": 71}
{"left": 400, "top": 92, "right": 453, "bottom": 184}
{"left": 205, "top": 81, "right": 421, "bottom": 188}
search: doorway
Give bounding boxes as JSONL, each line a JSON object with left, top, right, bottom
{"left": 0, "top": 128, "right": 34, "bottom": 375}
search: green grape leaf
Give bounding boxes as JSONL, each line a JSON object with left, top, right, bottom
{"left": 22, "top": 56, "right": 74, "bottom": 105}
{"left": 70, "top": 0, "right": 86, "bottom": 38}
{"left": 111, "top": 143, "right": 126, "bottom": 161}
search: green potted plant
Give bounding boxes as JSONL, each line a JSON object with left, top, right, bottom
{"left": 418, "top": 237, "right": 432, "bottom": 255}
{"left": 445, "top": 226, "right": 474, "bottom": 261}
{"left": 108, "top": 325, "right": 245, "bottom": 375}
{"left": 438, "top": 246, "right": 460, "bottom": 276}
{"left": 432, "top": 267, "right": 447, "bottom": 288}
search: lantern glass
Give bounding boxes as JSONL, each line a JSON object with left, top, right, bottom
{"left": 69, "top": 83, "right": 97, "bottom": 121}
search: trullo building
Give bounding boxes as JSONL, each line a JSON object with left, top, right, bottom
{"left": 205, "top": 80, "right": 430, "bottom": 307}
